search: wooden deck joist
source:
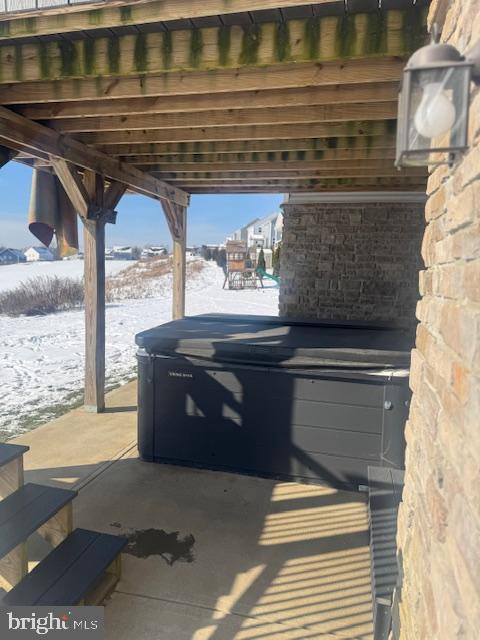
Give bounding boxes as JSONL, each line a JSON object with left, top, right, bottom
{"left": 0, "top": 9, "right": 426, "bottom": 86}
{"left": 96, "top": 138, "right": 397, "bottom": 157}
{"left": 182, "top": 177, "right": 427, "bottom": 192}
{"left": 0, "top": 1, "right": 422, "bottom": 42}
{"left": 185, "top": 186, "right": 426, "bottom": 193}
{"left": 125, "top": 151, "right": 399, "bottom": 167}
{"left": 142, "top": 161, "right": 419, "bottom": 176}
{"left": 0, "top": 107, "right": 187, "bottom": 206}
{"left": 0, "top": 59, "right": 408, "bottom": 105}
{"left": 47, "top": 103, "right": 398, "bottom": 133}
{"left": 156, "top": 166, "right": 424, "bottom": 181}
{"left": 74, "top": 120, "right": 396, "bottom": 146}
{"left": 14, "top": 83, "right": 400, "bottom": 120}
{"left": 0, "top": 1, "right": 343, "bottom": 40}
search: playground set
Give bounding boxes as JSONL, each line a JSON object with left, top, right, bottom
{"left": 225, "top": 241, "right": 280, "bottom": 290}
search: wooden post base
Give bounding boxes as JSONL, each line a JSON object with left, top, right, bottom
{"left": 0, "top": 457, "right": 23, "bottom": 501}
{"left": 38, "top": 503, "right": 73, "bottom": 548}
{"left": 0, "top": 543, "right": 28, "bottom": 592}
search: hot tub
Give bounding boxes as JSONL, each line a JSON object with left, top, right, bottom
{"left": 136, "top": 314, "right": 412, "bottom": 489}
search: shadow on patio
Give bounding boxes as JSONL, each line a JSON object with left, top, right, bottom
{"left": 12, "top": 382, "right": 374, "bottom": 640}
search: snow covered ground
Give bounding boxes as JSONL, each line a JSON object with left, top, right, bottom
{"left": 0, "top": 260, "right": 278, "bottom": 439}
{"left": 0, "top": 259, "right": 133, "bottom": 293}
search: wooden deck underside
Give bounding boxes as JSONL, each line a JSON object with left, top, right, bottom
{"left": 0, "top": 0, "right": 430, "bottom": 194}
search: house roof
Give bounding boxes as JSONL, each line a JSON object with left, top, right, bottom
{"left": 27, "top": 246, "right": 53, "bottom": 256}
{"left": 0, "top": 248, "right": 24, "bottom": 258}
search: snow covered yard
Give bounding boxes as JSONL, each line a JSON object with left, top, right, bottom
{"left": 0, "top": 260, "right": 279, "bottom": 439}
{"left": 0, "top": 259, "right": 133, "bottom": 293}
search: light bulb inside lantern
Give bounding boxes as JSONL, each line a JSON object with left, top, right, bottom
{"left": 414, "top": 81, "right": 456, "bottom": 138}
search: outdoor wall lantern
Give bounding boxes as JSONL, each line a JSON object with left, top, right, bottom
{"left": 396, "top": 26, "right": 480, "bottom": 168}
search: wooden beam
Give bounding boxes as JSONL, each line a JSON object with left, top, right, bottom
{"left": 0, "top": 106, "right": 188, "bottom": 206}
{"left": 161, "top": 200, "right": 187, "bottom": 320}
{"left": 0, "top": 59, "right": 407, "bottom": 105}
{"left": 97, "top": 137, "right": 397, "bottom": 157}
{"left": 76, "top": 120, "right": 396, "bottom": 146}
{"left": 0, "top": 8, "right": 427, "bottom": 84}
{"left": 49, "top": 103, "right": 398, "bottom": 134}
{"left": 0, "top": 1, "right": 345, "bottom": 40}
{"left": 15, "top": 83, "right": 400, "bottom": 120}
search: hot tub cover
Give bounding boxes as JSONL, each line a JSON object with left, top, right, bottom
{"left": 135, "top": 314, "right": 413, "bottom": 370}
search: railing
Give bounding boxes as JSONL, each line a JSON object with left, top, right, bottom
{"left": 0, "top": 0, "right": 102, "bottom": 14}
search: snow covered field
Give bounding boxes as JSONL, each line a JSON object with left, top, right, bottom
{"left": 0, "top": 259, "right": 133, "bottom": 293}
{"left": 0, "top": 260, "right": 279, "bottom": 439}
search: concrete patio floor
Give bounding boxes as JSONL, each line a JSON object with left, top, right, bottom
{"left": 12, "top": 382, "right": 374, "bottom": 640}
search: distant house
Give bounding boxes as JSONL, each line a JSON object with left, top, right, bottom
{"left": 113, "top": 246, "right": 135, "bottom": 260}
{"left": 227, "top": 213, "right": 283, "bottom": 251}
{"left": 254, "top": 212, "right": 284, "bottom": 249}
{"left": 24, "top": 246, "right": 54, "bottom": 262}
{"left": 142, "top": 246, "right": 168, "bottom": 259}
{"left": 0, "top": 248, "right": 26, "bottom": 265}
{"left": 106, "top": 246, "right": 137, "bottom": 260}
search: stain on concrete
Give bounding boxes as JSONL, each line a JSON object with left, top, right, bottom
{"left": 123, "top": 528, "right": 195, "bottom": 566}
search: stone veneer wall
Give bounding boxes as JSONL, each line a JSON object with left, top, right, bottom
{"left": 396, "top": 0, "right": 480, "bottom": 638}
{"left": 279, "top": 200, "right": 425, "bottom": 325}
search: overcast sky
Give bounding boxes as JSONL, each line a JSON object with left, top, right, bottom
{"left": 0, "top": 162, "right": 283, "bottom": 249}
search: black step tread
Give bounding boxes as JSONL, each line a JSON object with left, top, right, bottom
{"left": 4, "top": 528, "right": 127, "bottom": 606}
{"left": 0, "top": 483, "right": 77, "bottom": 560}
{"left": 0, "top": 443, "right": 29, "bottom": 468}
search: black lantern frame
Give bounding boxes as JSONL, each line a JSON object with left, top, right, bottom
{"left": 396, "top": 41, "right": 474, "bottom": 168}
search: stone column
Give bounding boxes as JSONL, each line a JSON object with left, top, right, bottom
{"left": 279, "top": 193, "right": 425, "bottom": 327}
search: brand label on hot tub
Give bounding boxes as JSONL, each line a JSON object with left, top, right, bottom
{"left": 168, "top": 371, "right": 194, "bottom": 379}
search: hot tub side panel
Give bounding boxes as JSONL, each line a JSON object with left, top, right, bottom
{"left": 137, "top": 352, "right": 408, "bottom": 488}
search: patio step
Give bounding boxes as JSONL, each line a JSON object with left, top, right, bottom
{"left": 0, "top": 443, "right": 29, "bottom": 500}
{"left": 3, "top": 528, "right": 127, "bottom": 606}
{"left": 0, "top": 443, "right": 29, "bottom": 469}
{"left": 0, "top": 483, "right": 76, "bottom": 591}
{"left": 0, "top": 483, "right": 77, "bottom": 560}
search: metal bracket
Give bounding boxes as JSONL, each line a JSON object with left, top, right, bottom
{"left": 86, "top": 205, "right": 117, "bottom": 225}
{"left": 467, "top": 38, "right": 480, "bottom": 83}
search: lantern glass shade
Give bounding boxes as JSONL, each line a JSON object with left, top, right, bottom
{"left": 396, "top": 62, "right": 472, "bottom": 167}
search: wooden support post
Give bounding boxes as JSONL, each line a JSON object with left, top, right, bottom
{"left": 161, "top": 200, "right": 188, "bottom": 320}
{"left": 51, "top": 159, "right": 126, "bottom": 413}
{"left": 84, "top": 217, "right": 107, "bottom": 413}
